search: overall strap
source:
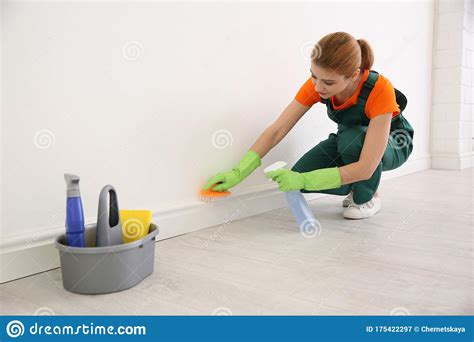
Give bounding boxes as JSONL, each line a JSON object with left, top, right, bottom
{"left": 358, "top": 70, "right": 379, "bottom": 107}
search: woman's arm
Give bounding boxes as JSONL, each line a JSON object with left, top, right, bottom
{"left": 339, "top": 113, "right": 392, "bottom": 184}
{"left": 204, "top": 100, "right": 311, "bottom": 192}
{"left": 250, "top": 99, "right": 311, "bottom": 158}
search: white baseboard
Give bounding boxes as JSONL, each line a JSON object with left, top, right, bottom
{"left": 381, "top": 153, "right": 432, "bottom": 180}
{"left": 431, "top": 152, "right": 473, "bottom": 170}
{"left": 0, "top": 153, "right": 432, "bottom": 284}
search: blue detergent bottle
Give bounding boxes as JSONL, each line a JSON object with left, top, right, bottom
{"left": 64, "top": 173, "right": 86, "bottom": 247}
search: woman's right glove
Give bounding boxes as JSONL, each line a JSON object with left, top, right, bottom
{"left": 265, "top": 167, "right": 342, "bottom": 192}
{"left": 203, "top": 150, "right": 262, "bottom": 192}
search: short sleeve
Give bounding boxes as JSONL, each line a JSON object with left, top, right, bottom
{"left": 366, "top": 76, "right": 400, "bottom": 119}
{"left": 295, "top": 78, "right": 321, "bottom": 107}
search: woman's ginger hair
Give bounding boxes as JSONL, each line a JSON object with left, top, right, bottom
{"left": 311, "top": 32, "right": 374, "bottom": 78}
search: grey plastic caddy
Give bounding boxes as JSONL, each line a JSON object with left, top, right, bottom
{"left": 55, "top": 223, "right": 159, "bottom": 294}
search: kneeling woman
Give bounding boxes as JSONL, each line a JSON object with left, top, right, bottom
{"left": 204, "top": 31, "right": 414, "bottom": 220}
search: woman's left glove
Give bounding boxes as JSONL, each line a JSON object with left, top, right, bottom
{"left": 204, "top": 150, "right": 261, "bottom": 192}
{"left": 265, "top": 167, "right": 342, "bottom": 192}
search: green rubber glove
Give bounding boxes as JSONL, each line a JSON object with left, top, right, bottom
{"left": 265, "top": 167, "right": 342, "bottom": 192}
{"left": 204, "top": 150, "right": 262, "bottom": 192}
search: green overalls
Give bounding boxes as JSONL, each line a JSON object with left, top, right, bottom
{"left": 291, "top": 70, "right": 415, "bottom": 204}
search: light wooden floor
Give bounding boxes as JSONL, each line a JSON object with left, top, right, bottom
{"left": 1, "top": 168, "right": 472, "bottom": 315}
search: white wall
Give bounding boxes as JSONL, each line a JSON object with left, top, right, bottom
{"left": 1, "top": 1, "right": 434, "bottom": 282}
{"left": 431, "top": 0, "right": 474, "bottom": 169}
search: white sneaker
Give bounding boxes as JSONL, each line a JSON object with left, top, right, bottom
{"left": 342, "top": 191, "right": 353, "bottom": 207}
{"left": 343, "top": 195, "right": 381, "bottom": 219}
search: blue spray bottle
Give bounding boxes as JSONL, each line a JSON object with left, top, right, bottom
{"left": 64, "top": 173, "right": 86, "bottom": 247}
{"left": 264, "top": 162, "right": 320, "bottom": 233}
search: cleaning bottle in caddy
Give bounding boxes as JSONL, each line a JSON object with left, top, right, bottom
{"left": 64, "top": 173, "right": 86, "bottom": 247}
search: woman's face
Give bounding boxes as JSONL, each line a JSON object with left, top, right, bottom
{"left": 310, "top": 64, "right": 359, "bottom": 99}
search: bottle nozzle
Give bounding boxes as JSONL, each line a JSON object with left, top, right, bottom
{"left": 64, "top": 173, "right": 81, "bottom": 197}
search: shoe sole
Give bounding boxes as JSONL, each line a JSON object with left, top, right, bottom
{"left": 343, "top": 212, "right": 377, "bottom": 219}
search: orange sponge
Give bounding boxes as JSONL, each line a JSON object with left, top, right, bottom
{"left": 198, "top": 183, "right": 231, "bottom": 202}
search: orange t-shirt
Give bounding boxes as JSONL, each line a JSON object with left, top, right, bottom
{"left": 294, "top": 69, "right": 400, "bottom": 119}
